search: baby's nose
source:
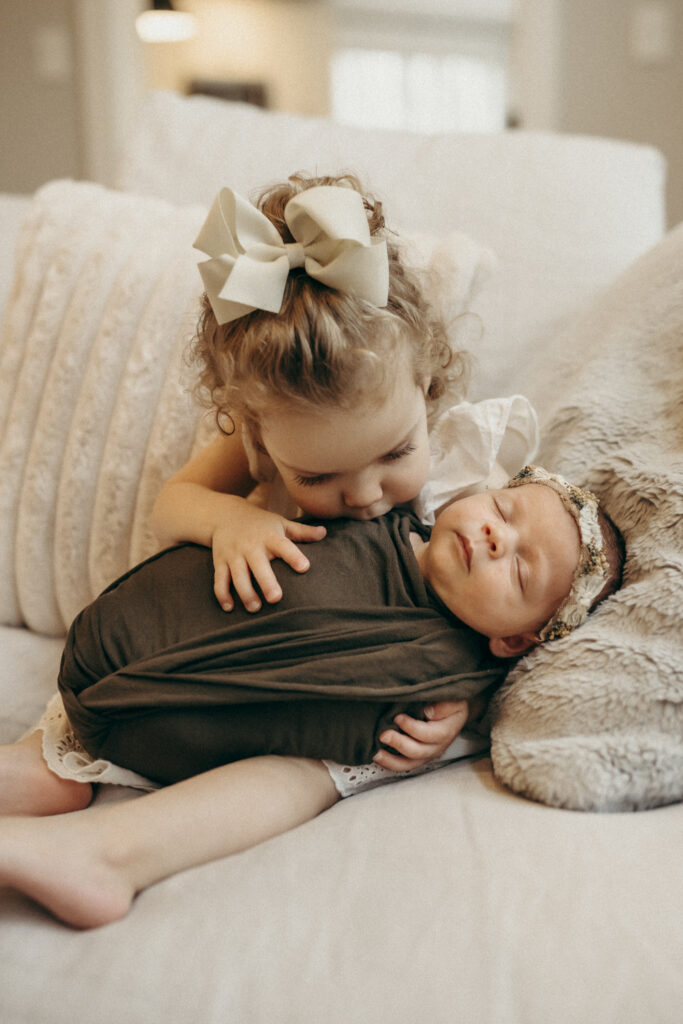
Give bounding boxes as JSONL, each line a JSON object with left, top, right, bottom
{"left": 483, "top": 522, "right": 506, "bottom": 557}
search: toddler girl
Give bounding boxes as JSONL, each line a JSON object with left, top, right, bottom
{"left": 152, "top": 171, "right": 523, "bottom": 613}
{"left": 0, "top": 172, "right": 535, "bottom": 813}
{"left": 0, "top": 467, "right": 624, "bottom": 928}
{"left": 149, "top": 170, "right": 535, "bottom": 780}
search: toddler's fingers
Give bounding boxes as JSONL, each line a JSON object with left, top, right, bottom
{"left": 268, "top": 536, "right": 313, "bottom": 574}
{"left": 229, "top": 558, "right": 262, "bottom": 613}
{"left": 284, "top": 521, "right": 326, "bottom": 543}
{"left": 213, "top": 562, "right": 233, "bottom": 611}
{"left": 246, "top": 552, "right": 283, "bottom": 605}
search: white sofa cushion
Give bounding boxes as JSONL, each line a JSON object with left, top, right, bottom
{"left": 116, "top": 92, "right": 666, "bottom": 405}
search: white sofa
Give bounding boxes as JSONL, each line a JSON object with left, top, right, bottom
{"left": 0, "top": 93, "right": 681, "bottom": 1024}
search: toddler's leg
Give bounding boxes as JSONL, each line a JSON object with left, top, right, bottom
{"left": 0, "top": 755, "right": 339, "bottom": 929}
{"left": 0, "top": 730, "right": 92, "bottom": 816}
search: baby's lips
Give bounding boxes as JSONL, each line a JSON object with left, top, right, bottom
{"left": 456, "top": 532, "right": 472, "bottom": 570}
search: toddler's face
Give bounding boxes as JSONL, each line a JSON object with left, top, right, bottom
{"left": 419, "top": 484, "right": 580, "bottom": 649}
{"left": 259, "top": 365, "right": 431, "bottom": 520}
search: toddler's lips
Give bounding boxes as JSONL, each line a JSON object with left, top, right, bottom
{"left": 344, "top": 504, "right": 386, "bottom": 521}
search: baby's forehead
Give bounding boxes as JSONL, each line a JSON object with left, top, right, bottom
{"left": 502, "top": 480, "right": 555, "bottom": 504}
{"left": 503, "top": 482, "right": 579, "bottom": 533}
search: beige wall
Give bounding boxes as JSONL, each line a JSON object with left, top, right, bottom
{"left": 0, "top": 0, "right": 82, "bottom": 192}
{"left": 558, "top": 0, "right": 683, "bottom": 226}
{"left": 514, "top": 0, "right": 682, "bottom": 227}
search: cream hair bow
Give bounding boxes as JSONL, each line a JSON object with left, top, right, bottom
{"left": 194, "top": 185, "right": 390, "bottom": 324}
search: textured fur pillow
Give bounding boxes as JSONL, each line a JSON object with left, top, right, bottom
{"left": 489, "top": 224, "right": 683, "bottom": 811}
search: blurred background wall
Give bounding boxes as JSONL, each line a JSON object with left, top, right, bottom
{"left": 0, "top": 0, "right": 681, "bottom": 225}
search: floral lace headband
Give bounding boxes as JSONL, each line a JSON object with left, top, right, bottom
{"left": 505, "top": 465, "right": 610, "bottom": 642}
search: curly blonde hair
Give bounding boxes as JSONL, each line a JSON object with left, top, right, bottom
{"left": 191, "top": 172, "right": 470, "bottom": 435}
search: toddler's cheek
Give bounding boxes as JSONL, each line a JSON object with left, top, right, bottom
{"left": 293, "top": 493, "right": 340, "bottom": 520}
{"left": 396, "top": 471, "right": 429, "bottom": 504}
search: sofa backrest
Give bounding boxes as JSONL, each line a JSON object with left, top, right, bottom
{"left": 116, "top": 91, "right": 666, "bottom": 405}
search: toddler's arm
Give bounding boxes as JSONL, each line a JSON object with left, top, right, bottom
{"left": 373, "top": 700, "right": 475, "bottom": 772}
{"left": 152, "top": 431, "right": 326, "bottom": 612}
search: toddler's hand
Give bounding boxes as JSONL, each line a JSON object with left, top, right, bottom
{"left": 372, "top": 700, "right": 470, "bottom": 773}
{"left": 212, "top": 504, "right": 326, "bottom": 612}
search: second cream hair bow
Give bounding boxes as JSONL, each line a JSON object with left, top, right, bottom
{"left": 194, "top": 185, "right": 389, "bottom": 324}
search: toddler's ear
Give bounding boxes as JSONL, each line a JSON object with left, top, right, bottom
{"left": 489, "top": 632, "right": 539, "bottom": 659}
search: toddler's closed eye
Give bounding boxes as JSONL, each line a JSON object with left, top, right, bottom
{"left": 295, "top": 474, "right": 332, "bottom": 487}
{"left": 382, "top": 444, "right": 416, "bottom": 463}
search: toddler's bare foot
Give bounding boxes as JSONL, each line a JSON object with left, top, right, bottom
{"left": 0, "top": 814, "right": 134, "bottom": 929}
{"left": 0, "top": 732, "right": 93, "bottom": 815}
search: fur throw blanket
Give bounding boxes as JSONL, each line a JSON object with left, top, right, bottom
{"left": 490, "top": 223, "right": 683, "bottom": 811}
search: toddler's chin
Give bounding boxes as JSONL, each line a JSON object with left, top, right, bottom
{"left": 339, "top": 505, "right": 389, "bottom": 521}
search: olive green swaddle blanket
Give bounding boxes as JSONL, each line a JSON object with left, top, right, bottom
{"left": 59, "top": 512, "right": 505, "bottom": 783}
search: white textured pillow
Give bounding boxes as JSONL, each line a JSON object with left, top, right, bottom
{"left": 489, "top": 224, "right": 683, "bottom": 812}
{"left": 0, "top": 179, "right": 492, "bottom": 636}
{"left": 0, "top": 182, "right": 208, "bottom": 635}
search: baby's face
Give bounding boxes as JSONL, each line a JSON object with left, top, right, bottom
{"left": 260, "top": 364, "right": 431, "bottom": 520}
{"left": 419, "top": 484, "right": 580, "bottom": 644}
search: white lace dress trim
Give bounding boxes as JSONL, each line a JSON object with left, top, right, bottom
{"left": 32, "top": 693, "right": 158, "bottom": 791}
{"left": 324, "top": 731, "right": 489, "bottom": 798}
{"left": 32, "top": 696, "right": 488, "bottom": 799}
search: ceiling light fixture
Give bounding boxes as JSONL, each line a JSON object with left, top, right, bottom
{"left": 136, "top": 1, "right": 197, "bottom": 44}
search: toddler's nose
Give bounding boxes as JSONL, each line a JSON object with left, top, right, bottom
{"left": 343, "top": 473, "right": 383, "bottom": 510}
